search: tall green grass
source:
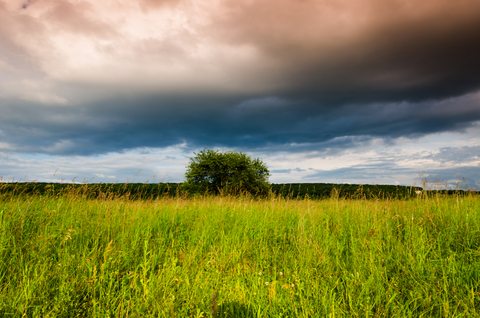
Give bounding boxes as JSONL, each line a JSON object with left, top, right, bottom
{"left": 0, "top": 190, "right": 479, "bottom": 317}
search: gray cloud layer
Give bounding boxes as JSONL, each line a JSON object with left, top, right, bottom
{"left": 0, "top": 0, "right": 480, "bottom": 156}
{"left": 1, "top": 93, "right": 478, "bottom": 155}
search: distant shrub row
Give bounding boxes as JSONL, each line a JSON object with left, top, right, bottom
{"left": 0, "top": 182, "right": 457, "bottom": 200}
{"left": 270, "top": 183, "right": 425, "bottom": 199}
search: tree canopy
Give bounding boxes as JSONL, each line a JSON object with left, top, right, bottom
{"left": 184, "top": 148, "right": 270, "bottom": 195}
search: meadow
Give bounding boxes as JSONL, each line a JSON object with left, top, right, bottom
{"left": 0, "top": 187, "right": 479, "bottom": 317}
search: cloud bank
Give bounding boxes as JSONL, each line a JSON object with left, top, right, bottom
{"left": 0, "top": 0, "right": 479, "bottom": 185}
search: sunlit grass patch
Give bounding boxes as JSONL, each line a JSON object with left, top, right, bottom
{"left": 0, "top": 190, "right": 479, "bottom": 317}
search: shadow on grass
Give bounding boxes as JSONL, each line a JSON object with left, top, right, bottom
{"left": 214, "top": 301, "right": 257, "bottom": 317}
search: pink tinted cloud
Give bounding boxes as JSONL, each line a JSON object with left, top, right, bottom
{"left": 139, "top": 0, "right": 185, "bottom": 10}
{"left": 0, "top": 0, "right": 479, "bottom": 100}
{"left": 42, "top": 0, "right": 116, "bottom": 37}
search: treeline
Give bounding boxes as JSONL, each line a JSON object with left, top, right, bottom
{"left": 270, "top": 183, "right": 424, "bottom": 199}
{"left": 0, "top": 182, "right": 450, "bottom": 200}
{"left": 271, "top": 184, "right": 476, "bottom": 198}
{"left": 0, "top": 182, "right": 180, "bottom": 200}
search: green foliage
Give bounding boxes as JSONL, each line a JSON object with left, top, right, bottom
{"left": 184, "top": 148, "right": 270, "bottom": 195}
{"left": 1, "top": 182, "right": 470, "bottom": 201}
{"left": 0, "top": 192, "right": 479, "bottom": 316}
{"left": 271, "top": 183, "right": 425, "bottom": 199}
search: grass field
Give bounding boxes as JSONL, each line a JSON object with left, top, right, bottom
{"left": 0, "top": 189, "right": 479, "bottom": 317}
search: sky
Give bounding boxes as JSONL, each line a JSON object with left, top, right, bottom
{"left": 1, "top": 0, "right": 480, "bottom": 189}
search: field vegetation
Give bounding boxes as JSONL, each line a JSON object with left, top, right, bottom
{"left": 0, "top": 184, "right": 479, "bottom": 317}
{"left": 0, "top": 182, "right": 425, "bottom": 200}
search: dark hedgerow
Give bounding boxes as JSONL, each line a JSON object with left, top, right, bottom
{"left": 184, "top": 148, "right": 270, "bottom": 195}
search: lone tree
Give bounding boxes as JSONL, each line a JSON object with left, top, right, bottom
{"left": 184, "top": 148, "right": 270, "bottom": 195}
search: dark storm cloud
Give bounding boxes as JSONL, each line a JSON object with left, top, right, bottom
{"left": 1, "top": 0, "right": 480, "bottom": 156}
{"left": 211, "top": 0, "right": 480, "bottom": 104}
{"left": 82, "top": 92, "right": 479, "bottom": 153}
{"left": 1, "top": 92, "right": 479, "bottom": 156}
